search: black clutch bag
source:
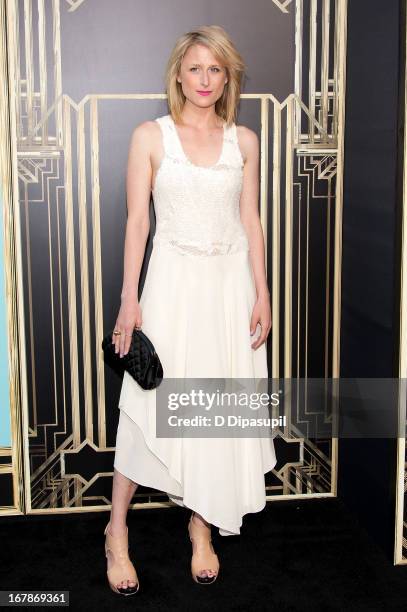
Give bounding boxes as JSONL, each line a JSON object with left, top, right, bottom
{"left": 101, "top": 328, "right": 163, "bottom": 390}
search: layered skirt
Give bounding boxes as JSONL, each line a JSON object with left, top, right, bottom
{"left": 113, "top": 242, "right": 277, "bottom": 536}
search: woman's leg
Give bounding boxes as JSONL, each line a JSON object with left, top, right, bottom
{"left": 106, "top": 468, "right": 139, "bottom": 589}
{"left": 191, "top": 510, "right": 210, "bottom": 529}
{"left": 109, "top": 467, "right": 138, "bottom": 533}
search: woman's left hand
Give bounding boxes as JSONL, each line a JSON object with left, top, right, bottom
{"left": 250, "top": 293, "right": 272, "bottom": 350}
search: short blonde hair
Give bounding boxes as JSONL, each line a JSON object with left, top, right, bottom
{"left": 165, "top": 25, "right": 246, "bottom": 126}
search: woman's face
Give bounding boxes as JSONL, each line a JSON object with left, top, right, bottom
{"left": 177, "top": 43, "right": 228, "bottom": 109}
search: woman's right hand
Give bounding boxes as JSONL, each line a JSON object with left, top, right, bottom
{"left": 112, "top": 295, "right": 143, "bottom": 358}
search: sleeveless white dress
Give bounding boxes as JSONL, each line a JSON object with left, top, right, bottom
{"left": 113, "top": 113, "right": 277, "bottom": 536}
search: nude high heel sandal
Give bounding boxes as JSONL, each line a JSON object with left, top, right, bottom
{"left": 104, "top": 522, "right": 140, "bottom": 596}
{"left": 188, "top": 513, "right": 220, "bottom": 584}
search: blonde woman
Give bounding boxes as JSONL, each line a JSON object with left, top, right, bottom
{"left": 104, "top": 25, "right": 276, "bottom": 595}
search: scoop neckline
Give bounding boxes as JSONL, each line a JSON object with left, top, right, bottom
{"left": 169, "top": 114, "right": 226, "bottom": 169}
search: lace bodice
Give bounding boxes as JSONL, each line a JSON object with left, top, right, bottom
{"left": 152, "top": 114, "right": 250, "bottom": 256}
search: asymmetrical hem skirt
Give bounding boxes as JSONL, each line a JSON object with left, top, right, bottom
{"left": 113, "top": 242, "right": 277, "bottom": 536}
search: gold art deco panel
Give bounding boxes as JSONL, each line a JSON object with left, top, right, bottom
{"left": 0, "top": 0, "right": 348, "bottom": 516}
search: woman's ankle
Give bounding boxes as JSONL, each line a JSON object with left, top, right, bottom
{"left": 108, "top": 518, "right": 128, "bottom": 536}
{"left": 191, "top": 511, "right": 210, "bottom": 529}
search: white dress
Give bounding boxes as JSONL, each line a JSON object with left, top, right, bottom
{"left": 113, "top": 113, "right": 277, "bottom": 536}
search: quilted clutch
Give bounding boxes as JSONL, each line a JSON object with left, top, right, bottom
{"left": 101, "top": 328, "right": 163, "bottom": 390}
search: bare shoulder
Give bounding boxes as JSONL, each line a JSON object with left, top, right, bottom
{"left": 235, "top": 124, "right": 259, "bottom": 163}
{"left": 127, "top": 121, "right": 163, "bottom": 175}
{"left": 129, "top": 119, "right": 160, "bottom": 148}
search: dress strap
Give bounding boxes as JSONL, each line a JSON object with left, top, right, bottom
{"left": 223, "top": 121, "right": 244, "bottom": 167}
{"left": 155, "top": 115, "right": 181, "bottom": 160}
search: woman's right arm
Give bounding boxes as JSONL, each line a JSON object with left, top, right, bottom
{"left": 112, "top": 122, "right": 154, "bottom": 359}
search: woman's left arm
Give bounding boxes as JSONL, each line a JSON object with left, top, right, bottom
{"left": 237, "top": 125, "right": 271, "bottom": 350}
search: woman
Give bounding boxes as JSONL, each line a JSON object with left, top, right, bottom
{"left": 104, "top": 24, "right": 276, "bottom": 595}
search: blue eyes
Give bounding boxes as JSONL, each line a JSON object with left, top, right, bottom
{"left": 190, "top": 67, "right": 221, "bottom": 73}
